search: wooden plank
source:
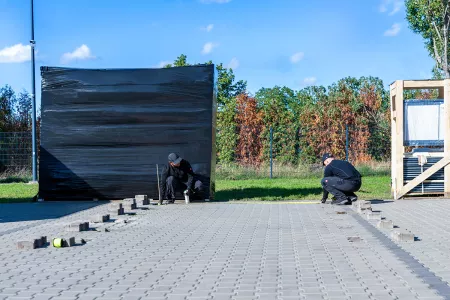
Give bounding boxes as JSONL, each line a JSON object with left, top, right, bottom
{"left": 444, "top": 79, "right": 450, "bottom": 195}
{"left": 397, "top": 156, "right": 450, "bottom": 199}
{"left": 404, "top": 180, "right": 445, "bottom": 183}
{"left": 405, "top": 153, "right": 445, "bottom": 158}
{"left": 403, "top": 80, "right": 444, "bottom": 89}
{"left": 394, "top": 80, "right": 404, "bottom": 200}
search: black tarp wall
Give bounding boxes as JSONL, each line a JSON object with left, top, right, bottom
{"left": 39, "top": 65, "right": 216, "bottom": 201}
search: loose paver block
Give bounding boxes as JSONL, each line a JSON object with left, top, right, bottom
{"left": 17, "top": 236, "right": 47, "bottom": 250}
{"left": 135, "top": 195, "right": 150, "bottom": 205}
{"left": 367, "top": 211, "right": 382, "bottom": 221}
{"left": 391, "top": 230, "right": 415, "bottom": 242}
{"left": 66, "top": 223, "right": 83, "bottom": 232}
{"left": 377, "top": 220, "right": 394, "bottom": 229}
{"left": 347, "top": 236, "right": 362, "bottom": 242}
{"left": 108, "top": 203, "right": 125, "bottom": 215}
{"left": 90, "top": 214, "right": 110, "bottom": 223}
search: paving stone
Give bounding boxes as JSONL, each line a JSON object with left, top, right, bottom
{"left": 391, "top": 231, "right": 415, "bottom": 242}
{"left": 377, "top": 220, "right": 394, "bottom": 230}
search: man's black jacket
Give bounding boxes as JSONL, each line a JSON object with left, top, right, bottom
{"left": 323, "top": 159, "right": 361, "bottom": 181}
{"left": 322, "top": 159, "right": 361, "bottom": 200}
{"left": 160, "top": 159, "right": 195, "bottom": 196}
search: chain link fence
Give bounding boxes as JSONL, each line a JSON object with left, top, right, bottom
{"left": 1, "top": 125, "right": 391, "bottom": 179}
{"left": 216, "top": 124, "right": 391, "bottom": 179}
{"left": 0, "top": 132, "right": 32, "bottom": 174}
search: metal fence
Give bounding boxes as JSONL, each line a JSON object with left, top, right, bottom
{"left": 0, "top": 132, "right": 32, "bottom": 172}
{"left": 0, "top": 126, "right": 390, "bottom": 178}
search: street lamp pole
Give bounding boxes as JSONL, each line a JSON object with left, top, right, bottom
{"left": 30, "top": 0, "right": 37, "bottom": 182}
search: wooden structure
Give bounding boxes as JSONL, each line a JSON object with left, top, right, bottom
{"left": 390, "top": 79, "right": 450, "bottom": 199}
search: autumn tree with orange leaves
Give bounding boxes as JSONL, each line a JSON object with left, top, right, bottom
{"left": 235, "top": 94, "right": 264, "bottom": 166}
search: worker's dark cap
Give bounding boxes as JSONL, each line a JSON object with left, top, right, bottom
{"left": 322, "top": 153, "right": 333, "bottom": 165}
{"left": 168, "top": 153, "right": 182, "bottom": 164}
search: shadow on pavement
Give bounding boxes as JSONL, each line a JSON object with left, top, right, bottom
{"left": 0, "top": 201, "right": 108, "bottom": 223}
{"left": 369, "top": 199, "right": 394, "bottom": 204}
{"left": 214, "top": 187, "right": 323, "bottom": 201}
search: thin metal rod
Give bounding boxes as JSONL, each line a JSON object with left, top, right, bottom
{"left": 157, "top": 164, "right": 162, "bottom": 204}
{"left": 31, "top": 0, "right": 37, "bottom": 182}
{"left": 345, "top": 124, "right": 349, "bottom": 162}
{"left": 270, "top": 127, "right": 273, "bottom": 179}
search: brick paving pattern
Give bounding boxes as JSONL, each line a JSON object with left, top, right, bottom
{"left": 0, "top": 200, "right": 448, "bottom": 300}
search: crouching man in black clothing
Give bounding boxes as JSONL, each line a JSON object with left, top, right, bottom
{"left": 321, "top": 153, "right": 362, "bottom": 205}
{"left": 160, "top": 153, "right": 204, "bottom": 204}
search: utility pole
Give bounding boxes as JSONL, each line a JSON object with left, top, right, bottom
{"left": 30, "top": 0, "right": 37, "bottom": 182}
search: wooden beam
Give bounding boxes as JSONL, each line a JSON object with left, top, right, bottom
{"left": 393, "top": 80, "right": 404, "bottom": 200}
{"left": 390, "top": 82, "right": 397, "bottom": 197}
{"left": 444, "top": 79, "right": 450, "bottom": 195}
{"left": 439, "top": 87, "right": 445, "bottom": 99}
{"left": 397, "top": 156, "right": 450, "bottom": 199}
{"left": 403, "top": 80, "right": 444, "bottom": 90}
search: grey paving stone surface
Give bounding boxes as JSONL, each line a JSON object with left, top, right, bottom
{"left": 0, "top": 201, "right": 448, "bottom": 299}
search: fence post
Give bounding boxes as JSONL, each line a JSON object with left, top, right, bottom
{"left": 270, "top": 126, "right": 273, "bottom": 179}
{"left": 345, "top": 124, "right": 349, "bottom": 161}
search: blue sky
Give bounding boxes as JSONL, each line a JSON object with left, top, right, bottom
{"left": 0, "top": 0, "right": 436, "bottom": 107}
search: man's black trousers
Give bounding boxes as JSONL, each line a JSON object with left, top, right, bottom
{"left": 321, "top": 177, "right": 361, "bottom": 202}
{"left": 165, "top": 176, "right": 204, "bottom": 200}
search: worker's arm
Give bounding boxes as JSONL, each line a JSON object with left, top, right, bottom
{"left": 323, "top": 164, "right": 333, "bottom": 178}
{"left": 185, "top": 161, "right": 195, "bottom": 191}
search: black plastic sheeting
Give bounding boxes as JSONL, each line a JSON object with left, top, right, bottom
{"left": 39, "top": 66, "right": 217, "bottom": 201}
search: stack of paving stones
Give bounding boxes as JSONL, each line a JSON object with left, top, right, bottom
{"left": 1, "top": 201, "right": 449, "bottom": 299}
{"left": 368, "top": 200, "right": 450, "bottom": 288}
{"left": 353, "top": 200, "right": 416, "bottom": 243}
{"left": 108, "top": 202, "right": 125, "bottom": 216}
{"left": 136, "top": 194, "right": 150, "bottom": 206}
{"left": 16, "top": 236, "right": 47, "bottom": 250}
{"left": 122, "top": 198, "right": 137, "bottom": 211}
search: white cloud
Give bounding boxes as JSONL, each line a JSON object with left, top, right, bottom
{"left": 290, "top": 52, "right": 304, "bottom": 64}
{"left": 200, "top": 0, "right": 231, "bottom": 3}
{"left": 384, "top": 23, "right": 401, "bottom": 36}
{"left": 379, "top": 0, "right": 403, "bottom": 15}
{"left": 61, "top": 44, "right": 95, "bottom": 64}
{"left": 0, "top": 44, "right": 31, "bottom": 63}
{"left": 201, "top": 24, "right": 214, "bottom": 32}
{"left": 302, "top": 77, "right": 317, "bottom": 86}
{"left": 155, "top": 61, "right": 171, "bottom": 68}
{"left": 227, "top": 57, "right": 239, "bottom": 70}
{"left": 201, "top": 42, "right": 218, "bottom": 55}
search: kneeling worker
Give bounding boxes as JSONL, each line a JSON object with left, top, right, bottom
{"left": 160, "top": 153, "right": 204, "bottom": 203}
{"left": 321, "top": 153, "right": 362, "bottom": 205}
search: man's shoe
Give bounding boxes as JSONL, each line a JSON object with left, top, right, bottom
{"left": 334, "top": 199, "right": 351, "bottom": 205}
{"left": 349, "top": 196, "right": 358, "bottom": 202}
{"left": 321, "top": 198, "right": 327, "bottom": 204}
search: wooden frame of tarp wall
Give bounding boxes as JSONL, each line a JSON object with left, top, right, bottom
{"left": 390, "top": 79, "right": 450, "bottom": 200}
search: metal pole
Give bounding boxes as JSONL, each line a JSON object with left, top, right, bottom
{"left": 270, "top": 127, "right": 273, "bottom": 179}
{"left": 31, "top": 0, "right": 37, "bottom": 182}
{"left": 345, "top": 124, "right": 349, "bottom": 162}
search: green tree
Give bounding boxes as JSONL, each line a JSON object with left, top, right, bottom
{"left": 163, "top": 54, "right": 247, "bottom": 163}
{"left": 406, "top": 0, "right": 450, "bottom": 77}
{"left": 255, "top": 86, "right": 298, "bottom": 164}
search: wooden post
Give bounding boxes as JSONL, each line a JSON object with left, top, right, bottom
{"left": 390, "top": 82, "right": 397, "bottom": 197}
{"left": 394, "top": 80, "right": 404, "bottom": 199}
{"left": 444, "top": 79, "right": 450, "bottom": 196}
{"left": 439, "top": 87, "right": 445, "bottom": 99}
